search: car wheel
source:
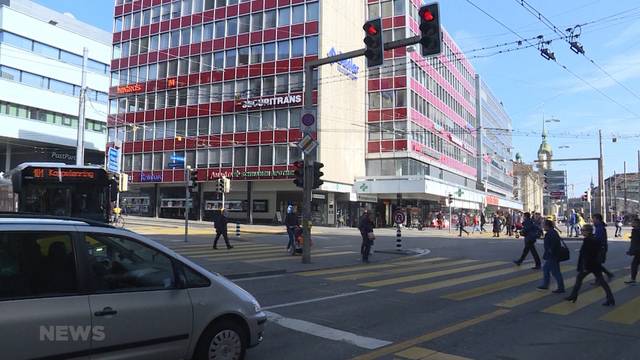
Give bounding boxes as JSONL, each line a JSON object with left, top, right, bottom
{"left": 195, "top": 320, "right": 247, "bottom": 360}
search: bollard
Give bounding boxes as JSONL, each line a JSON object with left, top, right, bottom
{"left": 396, "top": 224, "right": 402, "bottom": 250}
{"left": 236, "top": 222, "right": 240, "bottom": 237}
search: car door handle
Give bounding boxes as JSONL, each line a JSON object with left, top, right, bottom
{"left": 94, "top": 307, "right": 118, "bottom": 317}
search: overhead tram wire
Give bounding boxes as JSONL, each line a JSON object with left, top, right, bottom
{"left": 465, "top": 0, "right": 640, "bottom": 120}
{"left": 514, "top": 0, "right": 640, "bottom": 103}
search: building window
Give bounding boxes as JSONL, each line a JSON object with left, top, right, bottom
{"left": 250, "top": 45, "right": 262, "bottom": 64}
{"left": 235, "top": 113, "right": 247, "bottom": 132}
{"left": 227, "top": 17, "right": 238, "bottom": 36}
{"left": 251, "top": 13, "right": 263, "bottom": 31}
{"left": 277, "top": 40, "right": 289, "bottom": 60}
{"left": 263, "top": 42, "right": 276, "bottom": 62}
{"left": 291, "top": 38, "right": 304, "bottom": 58}
{"left": 369, "top": 92, "right": 380, "bottom": 109}
{"left": 290, "top": 72, "right": 303, "bottom": 92}
{"left": 264, "top": 10, "right": 276, "bottom": 28}
{"left": 220, "top": 148, "right": 232, "bottom": 167}
{"left": 274, "top": 145, "right": 288, "bottom": 165}
{"left": 381, "top": 1, "right": 392, "bottom": 18}
{"left": 306, "top": 36, "right": 318, "bottom": 55}
{"left": 261, "top": 110, "right": 274, "bottom": 130}
{"left": 260, "top": 145, "right": 273, "bottom": 166}
{"left": 247, "top": 146, "right": 259, "bottom": 166}
{"left": 276, "top": 74, "right": 288, "bottom": 94}
{"left": 238, "top": 46, "right": 249, "bottom": 66}
{"left": 208, "top": 148, "right": 220, "bottom": 167}
{"left": 292, "top": 5, "right": 305, "bottom": 24}
{"left": 234, "top": 147, "right": 246, "bottom": 167}
{"left": 248, "top": 112, "right": 260, "bottom": 131}
{"left": 275, "top": 109, "right": 287, "bottom": 129}
{"left": 307, "top": 2, "right": 319, "bottom": 21}
{"left": 238, "top": 15, "right": 250, "bottom": 34}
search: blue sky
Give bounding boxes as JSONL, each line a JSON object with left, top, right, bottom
{"left": 34, "top": 0, "right": 640, "bottom": 197}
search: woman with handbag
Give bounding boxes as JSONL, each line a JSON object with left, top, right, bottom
{"left": 625, "top": 218, "right": 640, "bottom": 284}
{"left": 358, "top": 210, "right": 374, "bottom": 263}
{"left": 537, "top": 219, "right": 566, "bottom": 293}
{"left": 565, "top": 224, "right": 615, "bottom": 306}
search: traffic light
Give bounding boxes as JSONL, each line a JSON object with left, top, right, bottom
{"left": 312, "top": 161, "right": 324, "bottom": 189}
{"left": 581, "top": 191, "right": 588, "bottom": 201}
{"left": 222, "top": 176, "right": 231, "bottom": 193}
{"left": 419, "top": 3, "right": 441, "bottom": 57}
{"left": 189, "top": 169, "right": 198, "bottom": 190}
{"left": 215, "top": 178, "right": 224, "bottom": 193}
{"left": 448, "top": 193, "right": 453, "bottom": 205}
{"left": 363, "top": 18, "right": 384, "bottom": 67}
{"left": 293, "top": 161, "right": 304, "bottom": 188}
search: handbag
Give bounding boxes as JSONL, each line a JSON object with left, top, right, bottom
{"left": 367, "top": 232, "right": 375, "bottom": 241}
{"left": 558, "top": 238, "right": 570, "bottom": 262}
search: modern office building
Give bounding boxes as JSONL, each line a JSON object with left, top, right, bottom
{"left": 475, "top": 75, "right": 517, "bottom": 210}
{"left": 109, "top": 0, "right": 521, "bottom": 225}
{"left": 0, "top": 0, "right": 111, "bottom": 172}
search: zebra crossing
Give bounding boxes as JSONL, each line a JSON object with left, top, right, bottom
{"left": 297, "top": 256, "right": 640, "bottom": 326}
{"left": 165, "top": 242, "right": 357, "bottom": 263}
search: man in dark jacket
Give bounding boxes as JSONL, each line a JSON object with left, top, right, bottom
{"left": 284, "top": 205, "right": 299, "bottom": 252}
{"left": 593, "top": 213, "right": 614, "bottom": 280}
{"left": 513, "top": 212, "right": 541, "bottom": 269}
{"left": 625, "top": 218, "right": 640, "bottom": 284}
{"left": 537, "top": 219, "right": 565, "bottom": 293}
{"left": 358, "top": 210, "right": 374, "bottom": 263}
{"left": 565, "top": 224, "right": 615, "bottom": 306}
{"left": 458, "top": 211, "right": 469, "bottom": 237}
{"left": 213, "top": 209, "right": 233, "bottom": 250}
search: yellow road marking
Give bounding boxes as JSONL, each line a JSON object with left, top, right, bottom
{"left": 443, "top": 266, "right": 572, "bottom": 301}
{"left": 394, "top": 346, "right": 472, "bottom": 359}
{"left": 192, "top": 248, "right": 287, "bottom": 259}
{"left": 329, "top": 260, "right": 478, "bottom": 282}
{"left": 246, "top": 251, "right": 356, "bottom": 263}
{"left": 495, "top": 276, "right": 578, "bottom": 308}
{"left": 600, "top": 295, "right": 640, "bottom": 325}
{"left": 400, "top": 266, "right": 528, "bottom": 294}
{"left": 359, "top": 261, "right": 506, "bottom": 288}
{"left": 203, "top": 249, "right": 333, "bottom": 262}
{"left": 351, "top": 309, "right": 509, "bottom": 360}
{"left": 542, "top": 278, "right": 627, "bottom": 315}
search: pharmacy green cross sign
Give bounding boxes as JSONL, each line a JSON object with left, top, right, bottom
{"left": 455, "top": 188, "right": 464, "bottom": 197}
{"left": 360, "top": 183, "right": 369, "bottom": 192}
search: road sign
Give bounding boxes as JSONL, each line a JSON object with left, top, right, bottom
{"left": 297, "top": 134, "right": 318, "bottom": 154}
{"left": 300, "top": 107, "right": 316, "bottom": 134}
{"left": 107, "top": 147, "right": 120, "bottom": 173}
{"left": 394, "top": 210, "right": 406, "bottom": 225}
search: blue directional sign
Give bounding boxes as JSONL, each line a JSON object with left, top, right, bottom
{"left": 107, "top": 147, "right": 120, "bottom": 173}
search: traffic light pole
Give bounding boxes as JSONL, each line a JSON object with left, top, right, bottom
{"left": 184, "top": 167, "right": 190, "bottom": 243}
{"left": 300, "top": 35, "right": 424, "bottom": 264}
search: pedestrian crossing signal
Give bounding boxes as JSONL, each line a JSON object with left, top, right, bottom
{"left": 293, "top": 161, "right": 304, "bottom": 188}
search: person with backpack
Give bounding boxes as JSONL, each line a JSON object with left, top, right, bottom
{"left": 565, "top": 224, "right": 615, "bottom": 306}
{"left": 625, "top": 218, "right": 640, "bottom": 284}
{"left": 492, "top": 214, "right": 502, "bottom": 237}
{"left": 537, "top": 219, "right": 566, "bottom": 293}
{"left": 480, "top": 211, "right": 487, "bottom": 232}
{"left": 513, "top": 212, "right": 541, "bottom": 269}
{"left": 284, "top": 205, "right": 299, "bottom": 252}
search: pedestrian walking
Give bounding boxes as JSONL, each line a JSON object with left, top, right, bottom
{"left": 213, "top": 209, "right": 233, "bottom": 250}
{"left": 614, "top": 213, "right": 624, "bottom": 237}
{"left": 625, "top": 218, "right": 640, "bottom": 284}
{"left": 437, "top": 212, "right": 444, "bottom": 230}
{"left": 358, "top": 209, "right": 374, "bottom": 263}
{"left": 592, "top": 213, "right": 615, "bottom": 280}
{"left": 565, "top": 224, "right": 615, "bottom": 306}
{"left": 576, "top": 212, "right": 586, "bottom": 236}
{"left": 568, "top": 209, "right": 578, "bottom": 237}
{"left": 537, "top": 219, "right": 566, "bottom": 293}
{"left": 472, "top": 213, "right": 481, "bottom": 233}
{"left": 492, "top": 214, "right": 501, "bottom": 237}
{"left": 480, "top": 212, "right": 487, "bottom": 232}
{"left": 513, "top": 212, "right": 542, "bottom": 269}
{"left": 505, "top": 211, "right": 513, "bottom": 237}
{"left": 284, "top": 205, "right": 299, "bottom": 252}
{"left": 458, "top": 211, "right": 469, "bottom": 237}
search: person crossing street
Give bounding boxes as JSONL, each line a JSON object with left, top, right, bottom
{"left": 593, "top": 214, "right": 614, "bottom": 280}
{"left": 284, "top": 205, "right": 299, "bottom": 253}
{"left": 537, "top": 219, "right": 566, "bottom": 293}
{"left": 358, "top": 209, "right": 374, "bottom": 263}
{"left": 625, "top": 218, "right": 640, "bottom": 284}
{"left": 458, "top": 211, "right": 469, "bottom": 237}
{"left": 212, "top": 208, "right": 233, "bottom": 250}
{"left": 513, "top": 212, "right": 542, "bottom": 269}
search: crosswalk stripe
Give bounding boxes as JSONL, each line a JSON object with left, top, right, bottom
{"left": 495, "top": 276, "right": 578, "bottom": 308}
{"left": 181, "top": 246, "right": 282, "bottom": 256}
{"left": 399, "top": 266, "right": 529, "bottom": 294}
{"left": 171, "top": 243, "right": 272, "bottom": 251}
{"left": 328, "top": 259, "right": 478, "bottom": 282}
{"left": 192, "top": 248, "right": 287, "bottom": 259}
{"left": 359, "top": 261, "right": 506, "bottom": 288}
{"left": 202, "top": 249, "right": 333, "bottom": 262}
{"left": 542, "top": 278, "right": 627, "bottom": 315}
{"left": 443, "top": 266, "right": 573, "bottom": 301}
{"left": 600, "top": 295, "right": 640, "bottom": 325}
{"left": 297, "top": 264, "right": 398, "bottom": 277}
{"left": 246, "top": 251, "right": 356, "bottom": 263}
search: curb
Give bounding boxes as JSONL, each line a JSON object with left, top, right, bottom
{"left": 224, "top": 269, "right": 287, "bottom": 280}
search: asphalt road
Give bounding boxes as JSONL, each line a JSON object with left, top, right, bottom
{"left": 140, "top": 226, "right": 639, "bottom": 360}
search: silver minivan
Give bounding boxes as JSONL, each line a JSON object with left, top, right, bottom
{"left": 0, "top": 215, "right": 266, "bottom": 360}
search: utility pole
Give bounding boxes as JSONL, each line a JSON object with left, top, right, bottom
{"left": 75, "top": 47, "right": 88, "bottom": 166}
{"left": 624, "top": 161, "right": 628, "bottom": 216}
{"left": 184, "top": 166, "right": 190, "bottom": 242}
{"left": 613, "top": 171, "right": 617, "bottom": 222}
{"left": 598, "top": 129, "right": 606, "bottom": 219}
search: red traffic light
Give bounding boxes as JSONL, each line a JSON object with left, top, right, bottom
{"left": 364, "top": 23, "right": 378, "bottom": 36}
{"left": 421, "top": 9, "right": 434, "bottom": 22}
